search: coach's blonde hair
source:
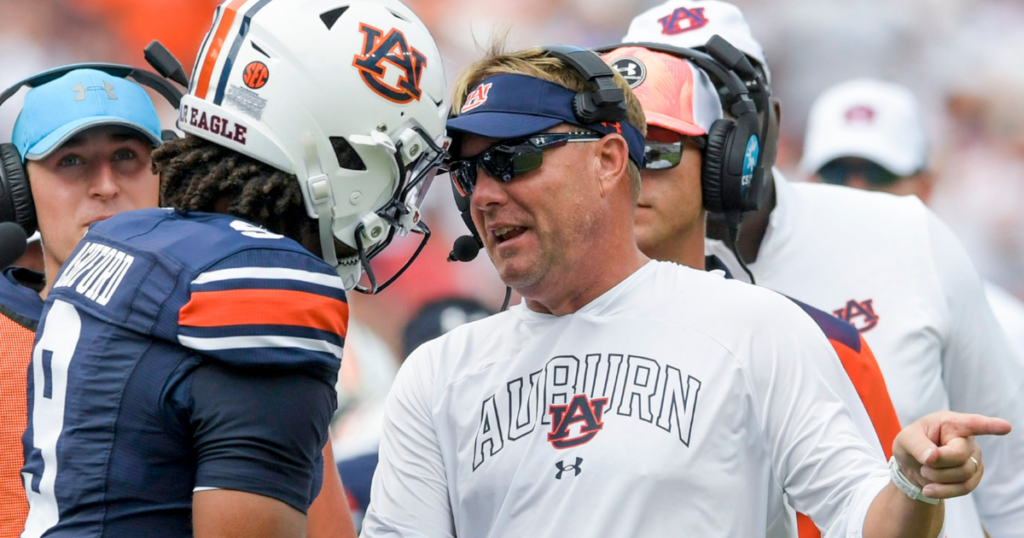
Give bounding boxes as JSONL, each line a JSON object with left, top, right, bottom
{"left": 451, "top": 40, "right": 647, "bottom": 202}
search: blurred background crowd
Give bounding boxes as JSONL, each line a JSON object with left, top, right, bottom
{"left": 3, "top": 0, "right": 1023, "bottom": 523}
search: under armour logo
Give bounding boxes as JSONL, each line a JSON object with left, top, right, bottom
{"left": 71, "top": 81, "right": 117, "bottom": 101}
{"left": 611, "top": 57, "right": 647, "bottom": 89}
{"left": 555, "top": 457, "right": 583, "bottom": 479}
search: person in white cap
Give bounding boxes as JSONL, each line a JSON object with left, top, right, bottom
{"left": 802, "top": 78, "right": 1024, "bottom": 364}
{"left": 623, "top": 2, "right": 1024, "bottom": 537}
{"left": 801, "top": 79, "right": 933, "bottom": 198}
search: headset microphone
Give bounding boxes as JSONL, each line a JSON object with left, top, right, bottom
{"left": 449, "top": 235, "right": 481, "bottom": 262}
{"left": 0, "top": 222, "right": 28, "bottom": 269}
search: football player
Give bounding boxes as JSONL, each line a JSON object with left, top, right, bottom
{"left": 621, "top": 1, "right": 1024, "bottom": 536}
{"left": 362, "top": 42, "right": 1010, "bottom": 538}
{"left": 19, "top": 1, "right": 447, "bottom": 537}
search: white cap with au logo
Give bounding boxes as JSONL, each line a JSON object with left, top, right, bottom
{"left": 622, "top": 0, "right": 771, "bottom": 83}
{"left": 800, "top": 78, "right": 928, "bottom": 177}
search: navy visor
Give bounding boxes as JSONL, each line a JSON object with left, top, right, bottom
{"left": 447, "top": 73, "right": 646, "bottom": 167}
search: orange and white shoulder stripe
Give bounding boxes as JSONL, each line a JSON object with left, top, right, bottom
{"left": 177, "top": 265, "right": 348, "bottom": 361}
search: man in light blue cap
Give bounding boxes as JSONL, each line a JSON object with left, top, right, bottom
{"left": 0, "top": 68, "right": 162, "bottom": 536}
{"left": 10, "top": 67, "right": 162, "bottom": 298}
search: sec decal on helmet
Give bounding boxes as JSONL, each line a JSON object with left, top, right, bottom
{"left": 181, "top": 0, "right": 449, "bottom": 291}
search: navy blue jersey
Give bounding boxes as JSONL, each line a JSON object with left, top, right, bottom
{"left": 21, "top": 209, "right": 346, "bottom": 537}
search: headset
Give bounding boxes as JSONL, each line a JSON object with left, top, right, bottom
{"left": 0, "top": 41, "right": 187, "bottom": 237}
{"left": 447, "top": 45, "right": 628, "bottom": 265}
{"left": 594, "top": 36, "right": 772, "bottom": 216}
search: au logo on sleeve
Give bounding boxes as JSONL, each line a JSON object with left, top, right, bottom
{"left": 352, "top": 23, "right": 426, "bottom": 104}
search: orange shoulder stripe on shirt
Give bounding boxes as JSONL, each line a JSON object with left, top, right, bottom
{"left": 194, "top": 0, "right": 248, "bottom": 100}
{"left": 829, "top": 335, "right": 901, "bottom": 458}
{"left": 797, "top": 335, "right": 901, "bottom": 538}
{"left": 179, "top": 288, "right": 349, "bottom": 337}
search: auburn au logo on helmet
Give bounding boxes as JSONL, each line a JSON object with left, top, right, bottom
{"left": 352, "top": 23, "right": 426, "bottom": 103}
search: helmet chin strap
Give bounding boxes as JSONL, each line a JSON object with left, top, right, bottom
{"left": 302, "top": 134, "right": 362, "bottom": 289}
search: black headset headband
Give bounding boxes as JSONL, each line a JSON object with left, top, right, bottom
{"left": 540, "top": 45, "right": 628, "bottom": 124}
{"left": 0, "top": 41, "right": 188, "bottom": 112}
{"left": 0, "top": 63, "right": 183, "bottom": 111}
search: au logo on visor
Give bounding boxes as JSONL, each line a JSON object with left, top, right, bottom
{"left": 611, "top": 57, "right": 646, "bottom": 89}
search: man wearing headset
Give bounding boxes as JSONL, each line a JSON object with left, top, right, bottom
{"left": 621, "top": 1, "right": 1024, "bottom": 537}
{"left": 2, "top": 67, "right": 354, "bottom": 537}
{"left": 598, "top": 43, "right": 904, "bottom": 538}
{"left": 361, "top": 41, "right": 1010, "bottom": 538}
{"left": 0, "top": 67, "right": 163, "bottom": 538}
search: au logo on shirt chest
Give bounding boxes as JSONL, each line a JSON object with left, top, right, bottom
{"left": 548, "top": 394, "right": 608, "bottom": 449}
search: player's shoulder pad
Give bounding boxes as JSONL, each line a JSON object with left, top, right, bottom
{"left": 785, "top": 295, "right": 862, "bottom": 353}
{"left": 89, "top": 208, "right": 317, "bottom": 271}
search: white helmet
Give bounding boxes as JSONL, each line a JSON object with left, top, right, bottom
{"left": 180, "top": 0, "right": 449, "bottom": 291}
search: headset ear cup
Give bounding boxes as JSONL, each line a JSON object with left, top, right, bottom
{"left": 0, "top": 143, "right": 36, "bottom": 236}
{"left": 701, "top": 119, "right": 734, "bottom": 213}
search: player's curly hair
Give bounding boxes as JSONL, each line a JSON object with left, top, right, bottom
{"left": 152, "top": 134, "right": 320, "bottom": 255}
{"left": 451, "top": 36, "right": 647, "bottom": 202}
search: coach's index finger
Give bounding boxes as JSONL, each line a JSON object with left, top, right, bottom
{"left": 936, "top": 413, "right": 1013, "bottom": 445}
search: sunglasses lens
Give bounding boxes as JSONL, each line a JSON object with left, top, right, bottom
{"left": 818, "top": 159, "right": 900, "bottom": 186}
{"left": 644, "top": 140, "right": 683, "bottom": 170}
{"left": 449, "top": 162, "right": 476, "bottom": 196}
{"left": 512, "top": 146, "right": 544, "bottom": 176}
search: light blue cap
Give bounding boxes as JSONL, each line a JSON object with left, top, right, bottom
{"left": 12, "top": 68, "right": 162, "bottom": 162}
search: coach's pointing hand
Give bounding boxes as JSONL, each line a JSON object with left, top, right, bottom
{"left": 893, "top": 411, "right": 1012, "bottom": 499}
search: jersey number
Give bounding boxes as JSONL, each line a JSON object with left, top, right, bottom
{"left": 22, "top": 300, "right": 82, "bottom": 538}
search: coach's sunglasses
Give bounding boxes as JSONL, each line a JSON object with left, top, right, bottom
{"left": 448, "top": 131, "right": 603, "bottom": 196}
{"left": 642, "top": 126, "right": 704, "bottom": 170}
{"left": 817, "top": 157, "right": 902, "bottom": 186}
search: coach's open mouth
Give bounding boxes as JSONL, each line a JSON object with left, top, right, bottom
{"left": 493, "top": 225, "right": 527, "bottom": 244}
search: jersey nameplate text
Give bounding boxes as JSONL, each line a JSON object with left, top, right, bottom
{"left": 53, "top": 242, "right": 135, "bottom": 306}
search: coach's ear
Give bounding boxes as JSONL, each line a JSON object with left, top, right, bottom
{"left": 594, "top": 134, "right": 630, "bottom": 199}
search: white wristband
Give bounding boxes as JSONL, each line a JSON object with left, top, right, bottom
{"left": 889, "top": 456, "right": 940, "bottom": 505}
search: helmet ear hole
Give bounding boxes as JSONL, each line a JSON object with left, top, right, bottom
{"left": 330, "top": 137, "right": 367, "bottom": 170}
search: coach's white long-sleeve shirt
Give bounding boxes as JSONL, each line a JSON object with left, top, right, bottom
{"left": 707, "top": 174, "right": 1024, "bottom": 537}
{"left": 362, "top": 261, "right": 890, "bottom": 538}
